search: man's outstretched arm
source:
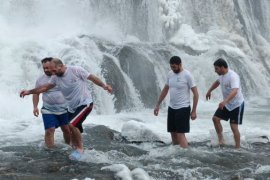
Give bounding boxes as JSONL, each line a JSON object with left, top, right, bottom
{"left": 20, "top": 83, "right": 55, "bottom": 97}
{"left": 87, "top": 74, "right": 112, "bottom": 93}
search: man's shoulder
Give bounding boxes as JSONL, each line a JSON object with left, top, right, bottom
{"left": 183, "top": 69, "right": 192, "bottom": 75}
{"left": 228, "top": 70, "right": 240, "bottom": 78}
{"left": 67, "top": 65, "right": 87, "bottom": 74}
{"left": 167, "top": 70, "right": 174, "bottom": 77}
{"left": 229, "top": 69, "right": 238, "bottom": 75}
{"left": 67, "top": 65, "right": 84, "bottom": 70}
{"left": 182, "top": 69, "right": 193, "bottom": 79}
{"left": 37, "top": 74, "right": 46, "bottom": 78}
{"left": 36, "top": 74, "right": 49, "bottom": 82}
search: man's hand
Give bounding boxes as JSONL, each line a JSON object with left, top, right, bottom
{"left": 218, "top": 101, "right": 226, "bottom": 110}
{"left": 206, "top": 91, "right": 211, "bottom": 100}
{"left": 20, "top": 90, "right": 30, "bottom": 98}
{"left": 33, "top": 107, "right": 39, "bottom": 117}
{"left": 103, "top": 85, "right": 113, "bottom": 93}
{"left": 191, "top": 111, "right": 197, "bottom": 120}
{"left": 154, "top": 106, "right": 159, "bottom": 116}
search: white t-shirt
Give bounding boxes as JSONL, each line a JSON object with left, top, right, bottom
{"left": 218, "top": 69, "right": 244, "bottom": 111}
{"left": 49, "top": 66, "right": 93, "bottom": 113}
{"left": 166, "top": 69, "right": 196, "bottom": 109}
{"left": 35, "top": 74, "right": 67, "bottom": 114}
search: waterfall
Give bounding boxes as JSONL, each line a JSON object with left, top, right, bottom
{"left": 0, "top": 0, "right": 269, "bottom": 115}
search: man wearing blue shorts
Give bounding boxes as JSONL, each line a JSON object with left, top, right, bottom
{"left": 33, "top": 57, "right": 70, "bottom": 148}
{"left": 154, "top": 56, "right": 199, "bottom": 148}
{"left": 206, "top": 58, "right": 244, "bottom": 149}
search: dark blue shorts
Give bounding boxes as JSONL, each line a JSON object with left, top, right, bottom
{"left": 167, "top": 106, "right": 191, "bottom": 133}
{"left": 214, "top": 102, "right": 245, "bottom": 124}
{"left": 42, "top": 113, "right": 69, "bottom": 130}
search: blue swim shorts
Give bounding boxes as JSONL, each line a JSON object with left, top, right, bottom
{"left": 42, "top": 113, "right": 69, "bottom": 130}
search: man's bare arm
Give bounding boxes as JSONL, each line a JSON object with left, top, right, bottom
{"left": 206, "top": 80, "right": 220, "bottom": 100}
{"left": 154, "top": 85, "right": 169, "bottom": 116}
{"left": 20, "top": 83, "right": 55, "bottom": 97}
{"left": 218, "top": 88, "right": 238, "bottom": 109}
{"left": 32, "top": 94, "right": 40, "bottom": 117}
{"left": 190, "top": 86, "right": 199, "bottom": 120}
{"left": 87, "top": 74, "right": 112, "bottom": 93}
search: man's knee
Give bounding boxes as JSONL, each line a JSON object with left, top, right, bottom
{"left": 61, "top": 125, "right": 70, "bottom": 133}
{"left": 230, "top": 123, "right": 239, "bottom": 132}
{"left": 212, "top": 116, "right": 220, "bottom": 123}
{"left": 46, "top": 128, "right": 55, "bottom": 136}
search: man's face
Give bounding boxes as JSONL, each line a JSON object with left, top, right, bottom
{"left": 50, "top": 63, "right": 64, "bottom": 76}
{"left": 214, "top": 66, "right": 224, "bottom": 75}
{"left": 42, "top": 62, "right": 52, "bottom": 76}
{"left": 170, "top": 63, "right": 181, "bottom": 74}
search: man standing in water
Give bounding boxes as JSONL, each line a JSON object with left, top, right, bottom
{"left": 33, "top": 57, "right": 70, "bottom": 148}
{"left": 154, "top": 56, "right": 199, "bottom": 148}
{"left": 206, "top": 58, "right": 244, "bottom": 149}
{"left": 20, "top": 58, "right": 112, "bottom": 160}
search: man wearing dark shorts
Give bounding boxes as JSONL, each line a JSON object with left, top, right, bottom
{"left": 154, "top": 56, "right": 199, "bottom": 148}
{"left": 206, "top": 58, "right": 244, "bottom": 149}
{"left": 20, "top": 58, "right": 112, "bottom": 160}
{"left": 68, "top": 103, "right": 94, "bottom": 133}
{"left": 167, "top": 106, "right": 191, "bottom": 133}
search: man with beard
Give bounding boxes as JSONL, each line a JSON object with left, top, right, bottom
{"left": 206, "top": 58, "right": 244, "bottom": 149}
{"left": 20, "top": 58, "right": 112, "bottom": 160}
{"left": 33, "top": 57, "right": 70, "bottom": 148}
{"left": 154, "top": 56, "right": 199, "bottom": 148}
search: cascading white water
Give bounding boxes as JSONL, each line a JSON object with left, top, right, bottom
{"left": 1, "top": 0, "right": 270, "bottom": 115}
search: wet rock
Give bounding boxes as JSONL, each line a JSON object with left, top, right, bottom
{"left": 83, "top": 125, "right": 148, "bottom": 156}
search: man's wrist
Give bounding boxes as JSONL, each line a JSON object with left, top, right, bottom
{"left": 101, "top": 84, "right": 106, "bottom": 88}
{"left": 28, "top": 89, "right": 34, "bottom": 94}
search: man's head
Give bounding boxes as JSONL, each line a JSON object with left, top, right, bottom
{"left": 169, "top": 56, "right": 182, "bottom": 74}
{"left": 213, "top": 58, "right": 228, "bottom": 75}
{"left": 50, "top": 58, "right": 65, "bottom": 76}
{"left": 41, "top": 57, "right": 53, "bottom": 76}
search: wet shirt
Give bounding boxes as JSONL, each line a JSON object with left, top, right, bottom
{"left": 218, "top": 69, "right": 244, "bottom": 111}
{"left": 49, "top": 66, "right": 93, "bottom": 113}
{"left": 166, "top": 69, "right": 196, "bottom": 109}
{"left": 35, "top": 74, "right": 67, "bottom": 114}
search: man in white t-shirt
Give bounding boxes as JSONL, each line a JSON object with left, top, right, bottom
{"left": 33, "top": 57, "right": 70, "bottom": 148}
{"left": 206, "top": 58, "right": 244, "bottom": 149}
{"left": 154, "top": 56, "right": 199, "bottom": 148}
{"left": 20, "top": 58, "right": 112, "bottom": 160}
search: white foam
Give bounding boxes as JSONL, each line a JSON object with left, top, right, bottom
{"left": 101, "top": 164, "right": 153, "bottom": 180}
{"left": 101, "top": 164, "right": 132, "bottom": 180}
{"left": 80, "top": 149, "right": 110, "bottom": 164}
{"left": 121, "top": 120, "right": 161, "bottom": 142}
{"left": 255, "top": 165, "right": 270, "bottom": 174}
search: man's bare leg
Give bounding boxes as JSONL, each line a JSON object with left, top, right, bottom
{"left": 45, "top": 128, "right": 55, "bottom": 148}
{"left": 176, "top": 133, "right": 188, "bottom": 148}
{"left": 69, "top": 124, "right": 83, "bottom": 153}
{"left": 60, "top": 125, "right": 71, "bottom": 145}
{"left": 171, "top": 132, "right": 179, "bottom": 145}
{"left": 213, "top": 116, "right": 225, "bottom": 145}
{"left": 230, "top": 123, "right": 240, "bottom": 149}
